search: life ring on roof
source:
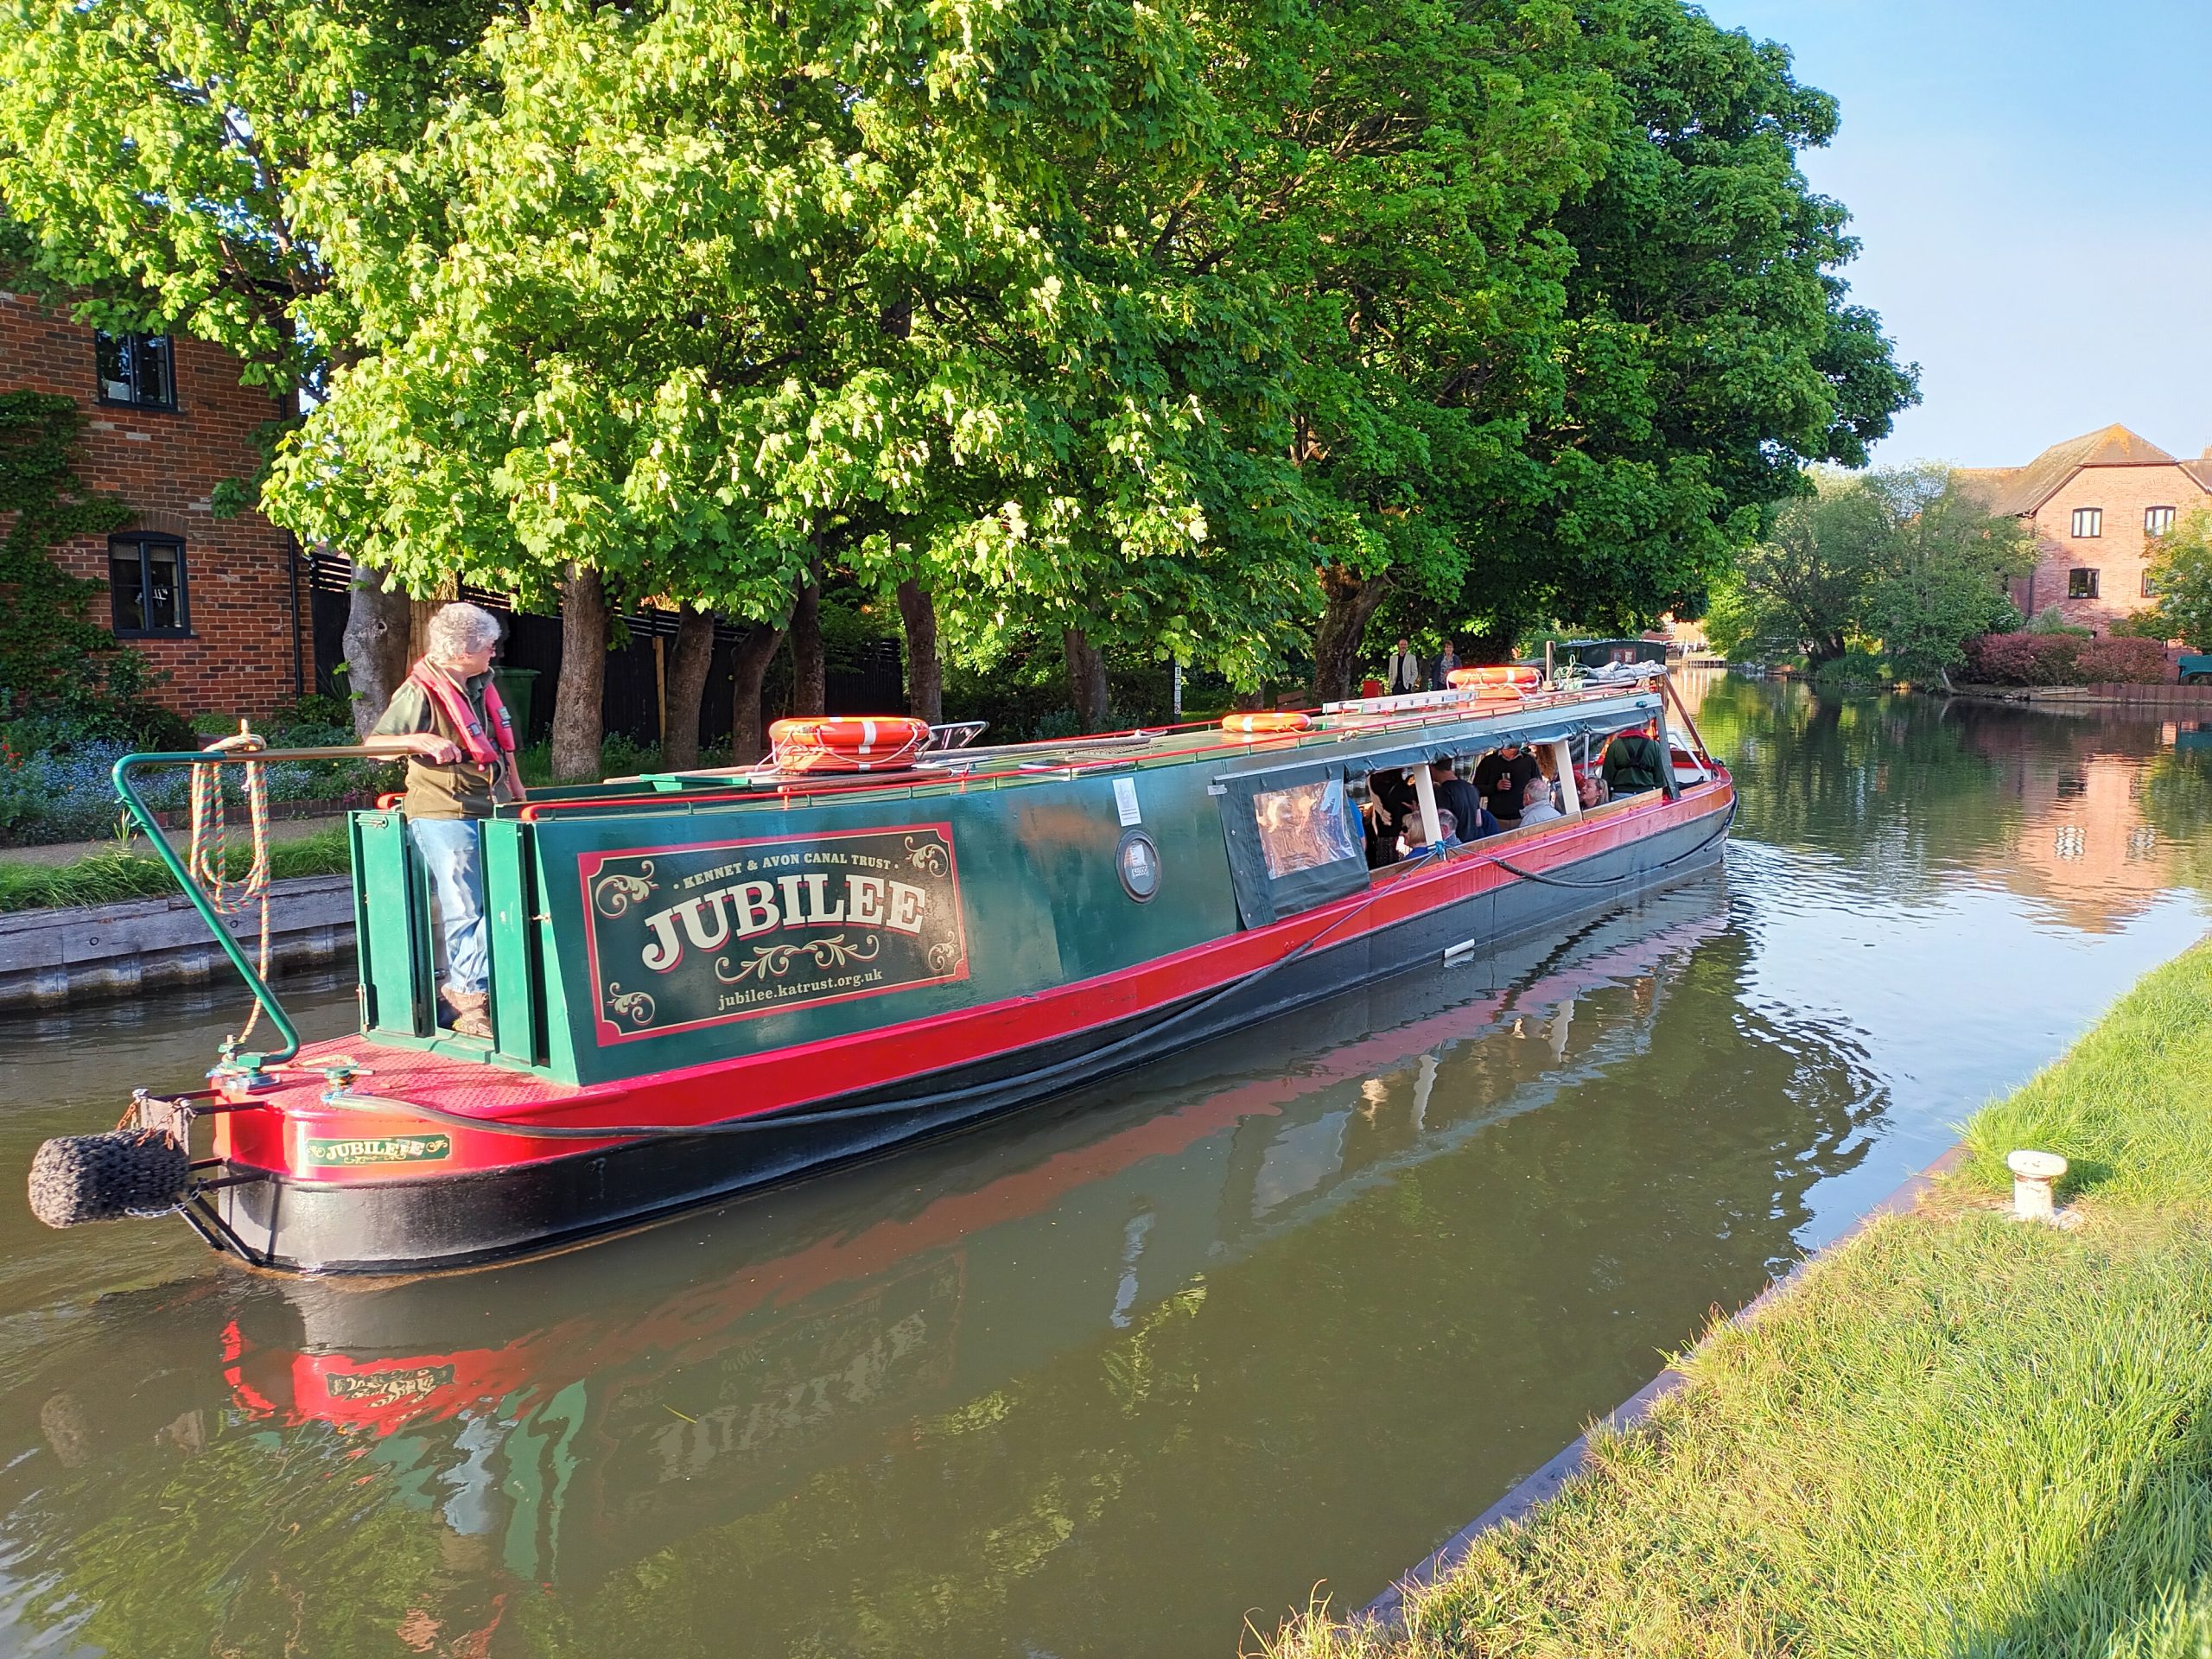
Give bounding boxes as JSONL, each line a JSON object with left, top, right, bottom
{"left": 769, "top": 715, "right": 933, "bottom": 773}
{"left": 1447, "top": 665, "right": 1542, "bottom": 690}
{"left": 1221, "top": 711, "right": 1313, "bottom": 734}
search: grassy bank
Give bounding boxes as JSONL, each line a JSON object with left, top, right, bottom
{"left": 1268, "top": 941, "right": 2212, "bottom": 1659}
{"left": 0, "top": 826, "right": 352, "bottom": 913}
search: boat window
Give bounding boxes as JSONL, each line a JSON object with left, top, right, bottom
{"left": 1252, "top": 777, "right": 1363, "bottom": 879}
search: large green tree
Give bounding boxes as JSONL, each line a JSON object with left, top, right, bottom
{"left": 1169, "top": 0, "right": 1621, "bottom": 700}
{"left": 1449, "top": 0, "right": 1919, "bottom": 659}
{"left": 1707, "top": 465, "right": 2029, "bottom": 678}
{"left": 0, "top": 0, "right": 518, "bottom": 733}
{"left": 271, "top": 0, "right": 1318, "bottom": 752}
{"left": 2142, "top": 508, "right": 2212, "bottom": 650}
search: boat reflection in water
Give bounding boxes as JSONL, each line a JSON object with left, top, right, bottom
{"left": 5, "top": 868, "right": 1882, "bottom": 1656}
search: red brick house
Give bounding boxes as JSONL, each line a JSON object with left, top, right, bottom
{"left": 1966, "top": 425, "right": 2212, "bottom": 633}
{"left": 0, "top": 289, "right": 309, "bottom": 718}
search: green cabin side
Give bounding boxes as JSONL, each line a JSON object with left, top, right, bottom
{"left": 346, "top": 692, "right": 1665, "bottom": 1088}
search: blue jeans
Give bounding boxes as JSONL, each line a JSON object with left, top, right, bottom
{"left": 410, "top": 817, "right": 489, "bottom": 997}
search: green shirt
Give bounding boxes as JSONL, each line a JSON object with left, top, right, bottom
{"left": 371, "top": 671, "right": 505, "bottom": 820}
{"left": 1601, "top": 733, "right": 1667, "bottom": 796}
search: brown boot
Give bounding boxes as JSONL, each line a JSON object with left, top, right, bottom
{"left": 443, "top": 988, "right": 492, "bottom": 1039}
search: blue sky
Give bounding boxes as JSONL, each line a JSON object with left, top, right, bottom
{"left": 1695, "top": 0, "right": 2212, "bottom": 468}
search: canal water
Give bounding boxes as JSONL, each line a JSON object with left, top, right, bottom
{"left": 0, "top": 678, "right": 2205, "bottom": 1658}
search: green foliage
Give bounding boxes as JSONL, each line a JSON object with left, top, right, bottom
{"left": 1454, "top": 0, "right": 1920, "bottom": 649}
{"left": 1808, "top": 645, "right": 1885, "bottom": 690}
{"left": 1860, "top": 465, "right": 2032, "bottom": 683}
{"left": 2143, "top": 508, "right": 2212, "bottom": 650}
{"left": 1721, "top": 465, "right": 2030, "bottom": 680}
{"left": 0, "top": 0, "right": 509, "bottom": 391}
{"left": 2106, "top": 608, "right": 2175, "bottom": 642}
{"left": 2027, "top": 604, "right": 2094, "bottom": 638}
{"left": 0, "top": 0, "right": 1912, "bottom": 700}
{"left": 0, "top": 392, "right": 126, "bottom": 701}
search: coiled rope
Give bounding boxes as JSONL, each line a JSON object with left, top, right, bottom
{"left": 186, "top": 726, "right": 274, "bottom": 1046}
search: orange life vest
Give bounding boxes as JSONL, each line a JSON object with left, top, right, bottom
{"left": 409, "top": 663, "right": 517, "bottom": 767}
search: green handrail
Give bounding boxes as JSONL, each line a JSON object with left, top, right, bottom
{"left": 112, "top": 744, "right": 382, "bottom": 1074}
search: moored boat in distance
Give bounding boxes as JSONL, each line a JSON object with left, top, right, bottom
{"left": 29, "top": 671, "right": 1732, "bottom": 1274}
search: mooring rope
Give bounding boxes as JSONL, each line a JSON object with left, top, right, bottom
{"left": 185, "top": 727, "right": 274, "bottom": 1046}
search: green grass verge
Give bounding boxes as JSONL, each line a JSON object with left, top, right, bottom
{"left": 1264, "top": 941, "right": 2212, "bottom": 1659}
{"left": 0, "top": 826, "right": 353, "bottom": 913}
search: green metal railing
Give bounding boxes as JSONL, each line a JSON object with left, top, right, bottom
{"left": 111, "top": 744, "right": 378, "bottom": 1074}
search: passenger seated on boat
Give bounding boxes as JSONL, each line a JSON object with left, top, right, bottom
{"left": 1517, "top": 774, "right": 1565, "bottom": 826}
{"left": 1577, "top": 772, "right": 1606, "bottom": 810}
{"left": 1601, "top": 724, "right": 1668, "bottom": 797}
{"left": 364, "top": 601, "right": 527, "bottom": 1039}
{"left": 1472, "top": 741, "right": 1541, "bottom": 828}
{"left": 1427, "top": 756, "right": 1497, "bottom": 843}
{"left": 1404, "top": 805, "right": 1456, "bottom": 853}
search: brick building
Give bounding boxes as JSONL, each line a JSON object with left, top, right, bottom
{"left": 0, "top": 289, "right": 308, "bottom": 718}
{"left": 1967, "top": 424, "right": 2212, "bottom": 633}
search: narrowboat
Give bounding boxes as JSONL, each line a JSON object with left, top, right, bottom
{"left": 28, "top": 674, "right": 1732, "bottom": 1274}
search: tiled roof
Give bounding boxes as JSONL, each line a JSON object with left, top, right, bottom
{"left": 1980, "top": 425, "right": 2183, "bottom": 518}
{"left": 2183, "top": 459, "right": 2212, "bottom": 493}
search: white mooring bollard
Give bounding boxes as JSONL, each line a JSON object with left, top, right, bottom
{"left": 2007, "top": 1149, "right": 2068, "bottom": 1223}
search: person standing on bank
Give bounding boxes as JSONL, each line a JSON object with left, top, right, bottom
{"left": 1387, "top": 638, "right": 1423, "bottom": 696}
{"left": 1431, "top": 639, "right": 1459, "bottom": 690}
{"left": 364, "top": 602, "right": 527, "bottom": 1038}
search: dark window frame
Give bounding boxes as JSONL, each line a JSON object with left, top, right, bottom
{"left": 93, "top": 330, "right": 179, "bottom": 412}
{"left": 2071, "top": 506, "right": 2103, "bottom": 539}
{"left": 2146, "top": 505, "right": 2177, "bottom": 537}
{"left": 2144, "top": 570, "right": 2161, "bottom": 599}
{"left": 2068, "top": 567, "right": 2101, "bottom": 601}
{"left": 108, "top": 533, "right": 192, "bottom": 638}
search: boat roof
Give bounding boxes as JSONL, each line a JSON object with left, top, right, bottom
{"left": 517, "top": 684, "right": 1669, "bottom": 825}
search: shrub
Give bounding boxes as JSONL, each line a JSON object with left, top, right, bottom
{"left": 1962, "top": 632, "right": 2083, "bottom": 686}
{"left": 2075, "top": 637, "right": 2170, "bottom": 683}
{"left": 1812, "top": 646, "right": 1888, "bottom": 690}
{"left": 2026, "top": 606, "right": 2094, "bottom": 638}
{"left": 1961, "top": 632, "right": 2168, "bottom": 687}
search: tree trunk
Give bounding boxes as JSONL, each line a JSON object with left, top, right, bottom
{"left": 1062, "top": 626, "right": 1109, "bottom": 732}
{"left": 550, "top": 563, "right": 607, "bottom": 783}
{"left": 897, "top": 579, "right": 942, "bottom": 723}
{"left": 660, "top": 609, "right": 717, "bottom": 771}
{"left": 1311, "top": 564, "right": 1393, "bottom": 702}
{"left": 340, "top": 569, "right": 415, "bottom": 738}
{"left": 789, "top": 562, "right": 825, "bottom": 718}
{"left": 729, "top": 620, "right": 786, "bottom": 765}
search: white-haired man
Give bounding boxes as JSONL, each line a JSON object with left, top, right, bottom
{"left": 364, "top": 601, "right": 527, "bottom": 1037}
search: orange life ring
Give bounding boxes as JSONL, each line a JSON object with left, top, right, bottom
{"left": 768, "top": 715, "right": 933, "bottom": 773}
{"left": 1446, "top": 665, "right": 1542, "bottom": 690}
{"left": 1220, "top": 711, "right": 1313, "bottom": 735}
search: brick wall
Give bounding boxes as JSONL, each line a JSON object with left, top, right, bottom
{"left": 0, "top": 290, "right": 308, "bottom": 719}
{"left": 2015, "top": 461, "right": 2210, "bottom": 633}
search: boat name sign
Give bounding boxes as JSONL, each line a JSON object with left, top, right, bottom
{"left": 580, "top": 824, "right": 969, "bottom": 1041}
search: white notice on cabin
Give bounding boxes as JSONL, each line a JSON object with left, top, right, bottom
{"left": 1113, "top": 776, "right": 1142, "bottom": 827}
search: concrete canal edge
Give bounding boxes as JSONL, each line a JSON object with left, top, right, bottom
{"left": 1361, "top": 1141, "right": 1973, "bottom": 1630}
{"left": 0, "top": 874, "right": 354, "bottom": 1005}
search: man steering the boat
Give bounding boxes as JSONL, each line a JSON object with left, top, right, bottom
{"left": 363, "top": 602, "right": 527, "bottom": 1038}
